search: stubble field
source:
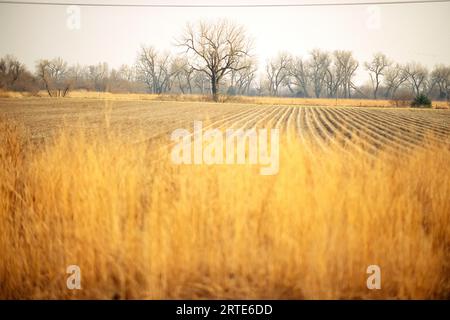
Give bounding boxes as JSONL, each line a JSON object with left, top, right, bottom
{"left": 1, "top": 97, "right": 449, "bottom": 151}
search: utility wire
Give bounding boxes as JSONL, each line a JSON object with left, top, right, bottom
{"left": 0, "top": 0, "right": 449, "bottom": 8}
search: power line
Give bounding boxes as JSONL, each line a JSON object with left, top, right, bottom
{"left": 0, "top": 0, "right": 449, "bottom": 8}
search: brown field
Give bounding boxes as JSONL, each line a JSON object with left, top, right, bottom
{"left": 1, "top": 97, "right": 449, "bottom": 152}
{"left": 0, "top": 97, "right": 449, "bottom": 299}
{"left": 2, "top": 89, "right": 449, "bottom": 109}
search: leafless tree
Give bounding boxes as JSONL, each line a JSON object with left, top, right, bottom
{"left": 178, "top": 19, "right": 252, "bottom": 101}
{"left": 67, "top": 63, "right": 89, "bottom": 90}
{"left": 430, "top": 64, "right": 450, "bottom": 100}
{"left": 170, "top": 56, "right": 194, "bottom": 94}
{"left": 192, "top": 71, "right": 209, "bottom": 94}
{"left": 254, "top": 76, "right": 269, "bottom": 96}
{"left": 136, "top": 46, "right": 173, "bottom": 94}
{"left": 287, "top": 56, "right": 309, "bottom": 97}
{"left": 0, "top": 55, "right": 39, "bottom": 94}
{"left": 323, "top": 51, "right": 358, "bottom": 98}
{"left": 36, "top": 57, "right": 72, "bottom": 97}
{"left": 86, "top": 62, "right": 109, "bottom": 91}
{"left": 334, "top": 50, "right": 359, "bottom": 98}
{"left": 0, "top": 55, "right": 26, "bottom": 89}
{"left": 384, "top": 64, "right": 408, "bottom": 98}
{"left": 324, "top": 60, "right": 341, "bottom": 98}
{"left": 108, "top": 64, "right": 137, "bottom": 93}
{"left": 403, "top": 62, "right": 429, "bottom": 95}
{"left": 365, "top": 52, "right": 391, "bottom": 99}
{"left": 309, "top": 49, "right": 330, "bottom": 98}
{"left": 229, "top": 57, "right": 257, "bottom": 95}
{"left": 266, "top": 52, "right": 290, "bottom": 96}
{"left": 117, "top": 64, "right": 136, "bottom": 82}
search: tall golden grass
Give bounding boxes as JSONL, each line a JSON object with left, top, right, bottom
{"left": 0, "top": 118, "right": 449, "bottom": 299}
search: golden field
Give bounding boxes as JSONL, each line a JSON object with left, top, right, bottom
{"left": 0, "top": 109, "right": 449, "bottom": 299}
{"left": 1, "top": 89, "right": 449, "bottom": 109}
{"left": 1, "top": 97, "right": 449, "bottom": 151}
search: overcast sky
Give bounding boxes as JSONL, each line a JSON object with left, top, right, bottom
{"left": 0, "top": 0, "right": 449, "bottom": 84}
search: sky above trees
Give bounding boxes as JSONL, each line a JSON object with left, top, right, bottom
{"left": 0, "top": 0, "right": 449, "bottom": 86}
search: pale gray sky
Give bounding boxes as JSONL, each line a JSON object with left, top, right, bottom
{"left": 0, "top": 0, "right": 449, "bottom": 84}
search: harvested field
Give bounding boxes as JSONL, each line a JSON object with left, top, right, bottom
{"left": 3, "top": 90, "right": 450, "bottom": 108}
{"left": 1, "top": 98, "right": 449, "bottom": 155}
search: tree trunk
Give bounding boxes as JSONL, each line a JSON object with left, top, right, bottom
{"left": 211, "top": 75, "right": 219, "bottom": 102}
{"left": 43, "top": 80, "right": 52, "bottom": 97}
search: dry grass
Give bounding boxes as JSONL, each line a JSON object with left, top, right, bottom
{"left": 0, "top": 116, "right": 449, "bottom": 299}
{"left": 0, "top": 90, "right": 30, "bottom": 98}
{"left": 68, "top": 91, "right": 450, "bottom": 108}
{"left": 2, "top": 89, "right": 448, "bottom": 108}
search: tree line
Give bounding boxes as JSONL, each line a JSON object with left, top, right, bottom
{"left": 1, "top": 19, "right": 449, "bottom": 102}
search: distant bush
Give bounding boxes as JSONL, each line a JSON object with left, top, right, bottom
{"left": 10, "top": 72, "right": 40, "bottom": 96}
{"left": 390, "top": 91, "right": 414, "bottom": 108}
{"left": 411, "top": 93, "right": 432, "bottom": 108}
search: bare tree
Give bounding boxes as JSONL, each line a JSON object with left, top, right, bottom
{"left": 170, "top": 56, "right": 194, "bottom": 94}
{"left": 136, "top": 46, "right": 173, "bottom": 94}
{"left": 0, "top": 55, "right": 25, "bottom": 89}
{"left": 192, "top": 71, "right": 209, "bottom": 94}
{"left": 36, "top": 57, "right": 72, "bottom": 97}
{"left": 287, "top": 56, "right": 309, "bottom": 97}
{"left": 0, "top": 55, "right": 39, "bottom": 94}
{"left": 430, "top": 64, "right": 450, "bottom": 100}
{"left": 178, "top": 19, "right": 252, "bottom": 101}
{"left": 323, "top": 51, "right": 357, "bottom": 98}
{"left": 254, "top": 76, "right": 269, "bottom": 96}
{"left": 229, "top": 57, "right": 257, "bottom": 95}
{"left": 108, "top": 64, "right": 137, "bottom": 93}
{"left": 86, "top": 62, "right": 109, "bottom": 91}
{"left": 118, "top": 64, "right": 135, "bottom": 82}
{"left": 384, "top": 64, "right": 408, "bottom": 98}
{"left": 324, "top": 59, "right": 341, "bottom": 98}
{"left": 365, "top": 52, "right": 391, "bottom": 99}
{"left": 266, "top": 52, "right": 290, "bottom": 96}
{"left": 67, "top": 63, "right": 89, "bottom": 90}
{"left": 309, "top": 49, "right": 330, "bottom": 98}
{"left": 403, "top": 62, "right": 429, "bottom": 95}
{"left": 335, "top": 50, "right": 359, "bottom": 98}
